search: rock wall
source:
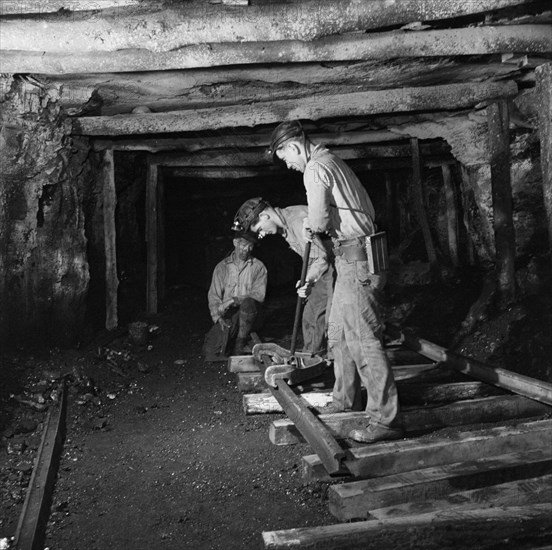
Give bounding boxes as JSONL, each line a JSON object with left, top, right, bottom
{"left": 391, "top": 92, "right": 548, "bottom": 279}
{"left": 0, "top": 77, "right": 92, "bottom": 349}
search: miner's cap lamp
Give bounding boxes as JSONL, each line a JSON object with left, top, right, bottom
{"left": 231, "top": 197, "right": 269, "bottom": 233}
{"left": 268, "top": 120, "right": 305, "bottom": 160}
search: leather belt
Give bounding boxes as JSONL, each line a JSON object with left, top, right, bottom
{"left": 333, "top": 243, "right": 367, "bottom": 261}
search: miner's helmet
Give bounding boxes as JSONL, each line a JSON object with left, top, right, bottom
{"left": 231, "top": 197, "right": 269, "bottom": 233}
{"left": 233, "top": 230, "right": 258, "bottom": 245}
{"left": 268, "top": 120, "right": 305, "bottom": 160}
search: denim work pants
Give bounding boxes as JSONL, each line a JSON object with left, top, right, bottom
{"left": 302, "top": 266, "right": 334, "bottom": 355}
{"left": 327, "top": 256, "right": 399, "bottom": 427}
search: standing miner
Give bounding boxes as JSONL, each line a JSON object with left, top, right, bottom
{"left": 269, "top": 120, "right": 402, "bottom": 444}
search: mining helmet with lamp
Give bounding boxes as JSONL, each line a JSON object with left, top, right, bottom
{"left": 231, "top": 197, "right": 269, "bottom": 233}
{"left": 268, "top": 120, "right": 305, "bottom": 160}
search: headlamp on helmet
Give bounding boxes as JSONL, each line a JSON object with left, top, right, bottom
{"left": 231, "top": 197, "right": 269, "bottom": 233}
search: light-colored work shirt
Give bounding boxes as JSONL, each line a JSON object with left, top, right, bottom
{"left": 304, "top": 144, "right": 376, "bottom": 240}
{"left": 275, "top": 205, "right": 330, "bottom": 283}
{"left": 208, "top": 251, "right": 267, "bottom": 323}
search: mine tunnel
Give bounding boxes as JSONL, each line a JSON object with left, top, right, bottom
{"left": 1, "top": 2, "right": 552, "bottom": 549}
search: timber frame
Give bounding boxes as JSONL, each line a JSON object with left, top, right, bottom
{"left": 5, "top": 1, "right": 550, "bottom": 326}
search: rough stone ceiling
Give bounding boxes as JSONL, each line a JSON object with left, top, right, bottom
{"left": 1, "top": 0, "right": 551, "bottom": 158}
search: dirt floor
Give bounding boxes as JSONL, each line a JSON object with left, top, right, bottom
{"left": 1, "top": 269, "right": 551, "bottom": 550}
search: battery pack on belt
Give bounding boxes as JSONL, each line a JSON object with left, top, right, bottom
{"left": 333, "top": 232, "right": 389, "bottom": 274}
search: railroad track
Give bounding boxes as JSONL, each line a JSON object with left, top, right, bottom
{"left": 231, "top": 329, "right": 552, "bottom": 549}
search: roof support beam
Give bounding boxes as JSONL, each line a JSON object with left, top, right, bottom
{"left": 536, "top": 63, "right": 552, "bottom": 250}
{"left": 0, "top": 0, "right": 537, "bottom": 53}
{"left": 2, "top": 25, "right": 550, "bottom": 74}
{"left": 153, "top": 143, "right": 449, "bottom": 167}
{"left": 92, "top": 130, "right": 404, "bottom": 153}
{"left": 73, "top": 81, "right": 518, "bottom": 136}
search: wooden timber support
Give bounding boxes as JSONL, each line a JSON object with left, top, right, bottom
{"left": 270, "top": 394, "right": 550, "bottom": 446}
{"left": 101, "top": 148, "right": 119, "bottom": 330}
{"left": 3, "top": 25, "right": 550, "bottom": 74}
{"left": 394, "top": 328, "right": 552, "bottom": 406}
{"left": 93, "top": 130, "right": 404, "bottom": 153}
{"left": 167, "top": 157, "right": 456, "bottom": 180}
{"left": 536, "top": 63, "right": 552, "bottom": 250}
{"left": 14, "top": 381, "right": 67, "bottom": 550}
{"left": 1, "top": 1, "right": 536, "bottom": 52}
{"left": 442, "top": 163, "right": 460, "bottom": 267}
{"left": 72, "top": 81, "right": 518, "bottom": 136}
{"left": 328, "top": 447, "right": 552, "bottom": 521}
{"left": 488, "top": 100, "right": 516, "bottom": 305}
{"left": 146, "top": 158, "right": 159, "bottom": 315}
{"left": 262, "top": 504, "right": 552, "bottom": 549}
{"left": 369, "top": 473, "right": 552, "bottom": 520}
{"left": 410, "top": 138, "right": 438, "bottom": 267}
{"left": 303, "top": 419, "right": 552, "bottom": 482}
{"left": 153, "top": 143, "right": 449, "bottom": 167}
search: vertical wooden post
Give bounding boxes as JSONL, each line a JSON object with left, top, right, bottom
{"left": 384, "top": 172, "right": 398, "bottom": 246}
{"left": 410, "top": 138, "right": 437, "bottom": 266}
{"left": 146, "top": 157, "right": 158, "bottom": 314}
{"left": 157, "top": 169, "right": 166, "bottom": 303}
{"left": 487, "top": 100, "right": 516, "bottom": 305}
{"left": 102, "top": 148, "right": 119, "bottom": 330}
{"left": 442, "top": 163, "right": 459, "bottom": 267}
{"left": 535, "top": 63, "right": 552, "bottom": 250}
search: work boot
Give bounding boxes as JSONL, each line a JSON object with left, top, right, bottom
{"left": 319, "top": 402, "right": 350, "bottom": 414}
{"left": 348, "top": 423, "right": 404, "bottom": 444}
{"left": 232, "top": 337, "right": 247, "bottom": 356}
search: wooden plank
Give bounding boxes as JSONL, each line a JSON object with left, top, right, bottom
{"left": 262, "top": 504, "right": 552, "bottom": 549}
{"left": 488, "top": 100, "right": 516, "bottom": 304}
{"left": 228, "top": 354, "right": 259, "bottom": 372}
{"left": 157, "top": 171, "right": 166, "bottom": 303}
{"left": 167, "top": 157, "right": 456, "bottom": 179}
{"left": 328, "top": 447, "right": 552, "bottom": 521}
{"left": 536, "top": 63, "right": 552, "bottom": 249}
{"left": 154, "top": 143, "right": 449, "bottom": 167}
{"left": 237, "top": 363, "right": 440, "bottom": 392}
{"left": 302, "top": 419, "right": 552, "bottom": 481}
{"left": 244, "top": 381, "right": 504, "bottom": 414}
{"left": 270, "top": 394, "right": 551, "bottom": 446}
{"left": 0, "top": 0, "right": 142, "bottom": 13}
{"left": 244, "top": 390, "right": 333, "bottom": 415}
{"left": 370, "top": 473, "right": 552, "bottom": 519}
{"left": 231, "top": 347, "right": 433, "bottom": 373}
{"left": 5, "top": 25, "right": 550, "bottom": 74}
{"left": 398, "top": 380, "right": 505, "bottom": 405}
{"left": 93, "top": 130, "right": 403, "bottom": 153}
{"left": 397, "top": 330, "right": 552, "bottom": 405}
{"left": 14, "top": 383, "right": 67, "bottom": 550}
{"left": 146, "top": 159, "right": 158, "bottom": 314}
{"left": 101, "top": 148, "right": 118, "bottom": 330}
{"left": 2, "top": 1, "right": 535, "bottom": 52}
{"left": 72, "top": 81, "right": 518, "bottom": 136}
{"left": 411, "top": 137, "right": 437, "bottom": 266}
{"left": 442, "top": 163, "right": 459, "bottom": 267}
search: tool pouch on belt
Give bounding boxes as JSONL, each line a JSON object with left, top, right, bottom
{"left": 365, "top": 231, "right": 389, "bottom": 274}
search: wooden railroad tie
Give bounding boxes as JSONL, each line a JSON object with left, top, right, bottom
{"left": 262, "top": 503, "right": 552, "bottom": 550}
{"left": 301, "top": 418, "right": 552, "bottom": 482}
{"left": 270, "top": 394, "right": 551, "bottom": 446}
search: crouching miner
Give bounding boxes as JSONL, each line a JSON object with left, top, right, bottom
{"left": 202, "top": 233, "right": 267, "bottom": 360}
{"left": 269, "top": 119, "right": 403, "bottom": 443}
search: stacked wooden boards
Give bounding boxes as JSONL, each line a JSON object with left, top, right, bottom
{"left": 229, "top": 335, "right": 552, "bottom": 549}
